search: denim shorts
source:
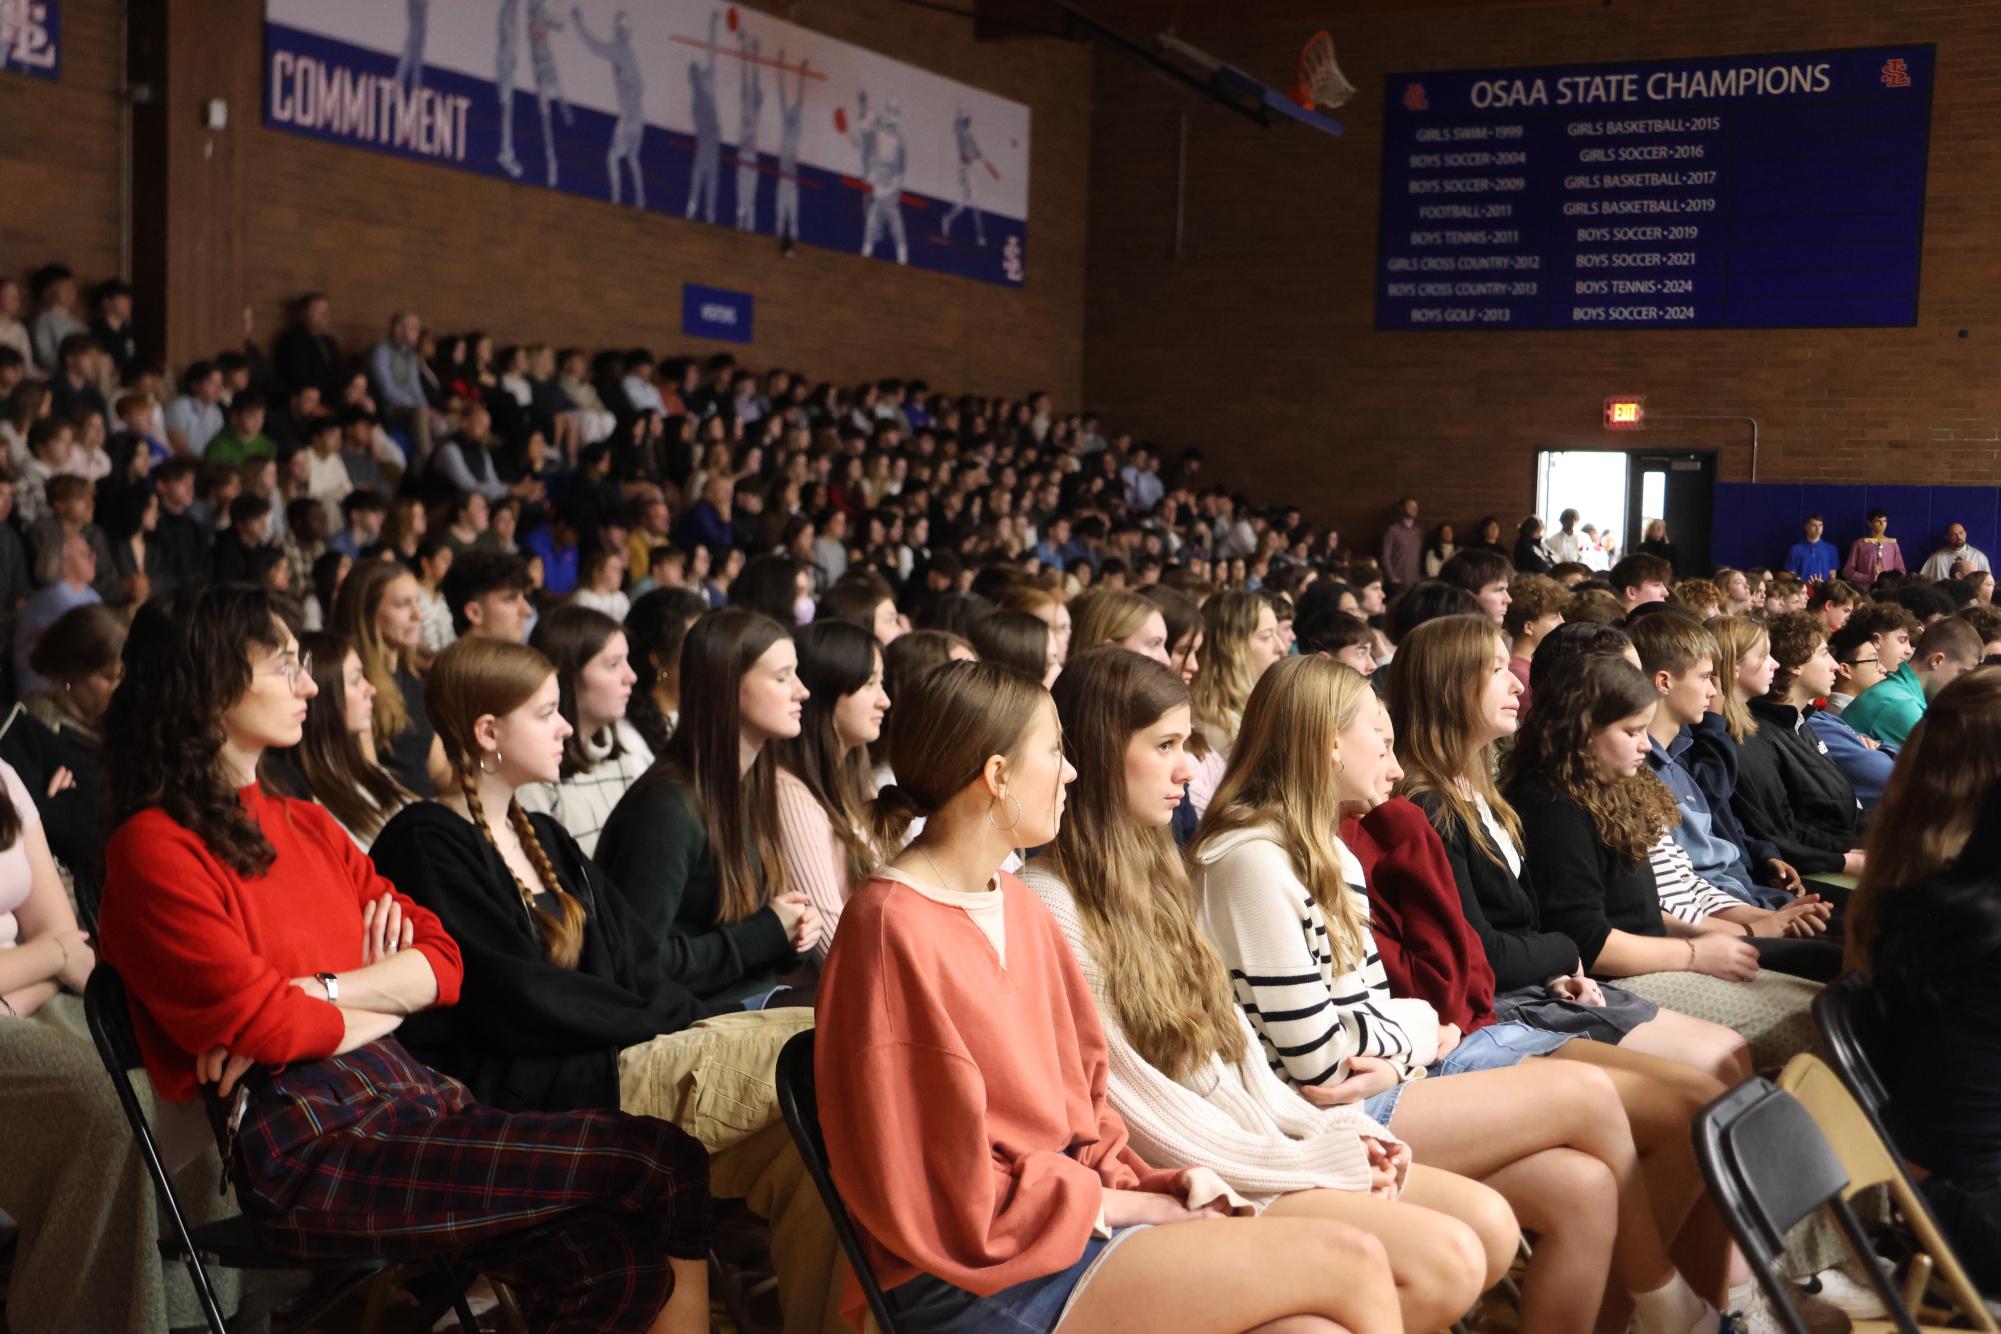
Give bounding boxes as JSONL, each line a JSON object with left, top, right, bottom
{"left": 881, "top": 1226, "right": 1150, "bottom": 1332}
{"left": 1363, "top": 1022, "right": 1576, "bottom": 1129}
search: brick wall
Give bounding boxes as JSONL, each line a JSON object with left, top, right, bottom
{"left": 0, "top": 0, "right": 123, "bottom": 293}
{"left": 180, "top": 0, "right": 1091, "bottom": 402}
{"left": 1083, "top": 0, "right": 2001, "bottom": 548}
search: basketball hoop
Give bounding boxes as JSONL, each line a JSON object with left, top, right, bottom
{"left": 1292, "top": 31, "right": 1356, "bottom": 110}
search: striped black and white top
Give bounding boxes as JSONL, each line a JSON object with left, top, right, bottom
{"left": 517, "top": 719, "right": 656, "bottom": 860}
{"left": 1647, "top": 832, "right": 1744, "bottom": 925}
{"left": 1194, "top": 823, "right": 1441, "bottom": 1090}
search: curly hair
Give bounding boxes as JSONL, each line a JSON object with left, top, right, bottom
{"left": 1502, "top": 653, "right": 1678, "bottom": 864}
{"left": 103, "top": 586, "right": 290, "bottom": 876}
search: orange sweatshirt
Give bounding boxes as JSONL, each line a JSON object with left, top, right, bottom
{"left": 815, "top": 869, "right": 1184, "bottom": 1316}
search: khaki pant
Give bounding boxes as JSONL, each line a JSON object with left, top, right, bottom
{"left": 620, "top": 1008, "right": 852, "bottom": 1334}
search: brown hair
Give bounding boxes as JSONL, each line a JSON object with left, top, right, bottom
{"left": 1916, "top": 615, "right": 1984, "bottom": 670}
{"left": 424, "top": 636, "right": 587, "bottom": 969}
{"left": 775, "top": 620, "right": 883, "bottom": 886}
{"left": 1390, "top": 614, "right": 1523, "bottom": 865}
{"left": 1627, "top": 611, "right": 1720, "bottom": 681}
{"left": 1671, "top": 578, "right": 1724, "bottom": 617}
{"left": 1763, "top": 611, "right": 1826, "bottom": 700}
{"left": 1047, "top": 647, "right": 1245, "bottom": 1080}
{"left": 1564, "top": 588, "right": 1626, "bottom": 626}
{"left": 1850, "top": 668, "right": 2001, "bottom": 971}
{"left": 1503, "top": 573, "right": 1567, "bottom": 638}
{"left": 295, "top": 632, "right": 412, "bottom": 842}
{"left": 1191, "top": 656, "right": 1374, "bottom": 971}
{"left": 1189, "top": 590, "right": 1268, "bottom": 752}
{"left": 967, "top": 610, "right": 1050, "bottom": 681}
{"left": 528, "top": 604, "right": 628, "bottom": 779}
{"left": 1503, "top": 654, "right": 1678, "bottom": 864}
{"left": 869, "top": 660, "right": 1051, "bottom": 853}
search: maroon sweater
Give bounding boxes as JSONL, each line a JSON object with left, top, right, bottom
{"left": 1343, "top": 797, "right": 1497, "bottom": 1033}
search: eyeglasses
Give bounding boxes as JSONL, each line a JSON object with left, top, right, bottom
{"left": 264, "top": 651, "right": 313, "bottom": 690}
{"left": 1842, "top": 655, "right": 1880, "bottom": 668}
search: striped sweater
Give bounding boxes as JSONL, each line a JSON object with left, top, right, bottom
{"left": 1194, "top": 823, "right": 1440, "bottom": 1089}
{"left": 1020, "top": 860, "right": 1393, "bottom": 1205}
{"left": 1647, "top": 832, "right": 1744, "bottom": 925}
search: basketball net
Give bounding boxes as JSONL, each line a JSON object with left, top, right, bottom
{"left": 1292, "top": 31, "right": 1356, "bottom": 110}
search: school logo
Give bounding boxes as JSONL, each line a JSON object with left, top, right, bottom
{"left": 1880, "top": 58, "right": 1911, "bottom": 88}
{"left": 1402, "top": 82, "right": 1430, "bottom": 112}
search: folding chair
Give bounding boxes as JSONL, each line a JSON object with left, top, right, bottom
{"left": 1692, "top": 1075, "right": 1951, "bottom": 1334}
{"left": 1779, "top": 1054, "right": 1997, "bottom": 1331}
{"left": 1813, "top": 971, "right": 1894, "bottom": 1119}
{"left": 774, "top": 1029, "right": 906, "bottom": 1334}
{"left": 83, "top": 964, "right": 482, "bottom": 1334}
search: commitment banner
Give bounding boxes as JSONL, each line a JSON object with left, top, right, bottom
{"left": 263, "top": 0, "right": 1032, "bottom": 287}
{"left": 1, "top": 0, "right": 60, "bottom": 81}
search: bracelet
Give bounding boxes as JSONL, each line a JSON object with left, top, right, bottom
{"left": 1685, "top": 938, "right": 1698, "bottom": 970}
{"left": 1740, "top": 920, "right": 1756, "bottom": 937}
{"left": 50, "top": 935, "right": 69, "bottom": 973}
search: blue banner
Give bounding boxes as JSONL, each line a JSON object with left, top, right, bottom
{"left": 262, "top": 1, "right": 1032, "bottom": 288}
{"left": 1, "top": 0, "right": 60, "bottom": 81}
{"left": 1377, "top": 45, "right": 1936, "bottom": 331}
{"left": 683, "top": 283, "right": 753, "bottom": 343}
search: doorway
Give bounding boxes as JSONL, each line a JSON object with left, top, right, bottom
{"left": 1534, "top": 449, "right": 1717, "bottom": 577}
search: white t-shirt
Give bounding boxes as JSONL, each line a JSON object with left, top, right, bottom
{"left": 0, "top": 760, "right": 43, "bottom": 949}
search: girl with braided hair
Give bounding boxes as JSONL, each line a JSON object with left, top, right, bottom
{"left": 96, "top": 586, "right": 714, "bottom": 1334}
{"left": 374, "top": 633, "right": 847, "bottom": 1334}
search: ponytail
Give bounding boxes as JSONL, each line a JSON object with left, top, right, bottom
{"left": 870, "top": 782, "right": 926, "bottom": 854}
{"left": 460, "top": 774, "right": 587, "bottom": 969}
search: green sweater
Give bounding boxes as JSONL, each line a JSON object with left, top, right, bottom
{"left": 1841, "top": 662, "right": 1926, "bottom": 748}
{"left": 595, "top": 769, "right": 798, "bottom": 1003}
{"left": 204, "top": 429, "right": 277, "bottom": 468}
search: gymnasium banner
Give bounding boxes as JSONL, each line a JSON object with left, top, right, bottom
{"left": 0, "top": 0, "right": 60, "bottom": 81}
{"left": 262, "top": 0, "right": 1032, "bottom": 287}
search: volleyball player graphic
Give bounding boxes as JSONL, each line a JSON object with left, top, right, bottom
{"left": 575, "top": 7, "right": 647, "bottom": 208}
{"left": 685, "top": 10, "right": 722, "bottom": 222}
{"left": 774, "top": 52, "right": 809, "bottom": 246}
{"left": 941, "top": 107, "right": 988, "bottom": 246}
{"left": 527, "top": 0, "right": 573, "bottom": 188}
{"left": 733, "top": 31, "right": 766, "bottom": 230}
{"left": 495, "top": 0, "right": 524, "bottom": 178}
{"left": 392, "top": 0, "right": 428, "bottom": 97}
{"left": 848, "top": 92, "right": 909, "bottom": 265}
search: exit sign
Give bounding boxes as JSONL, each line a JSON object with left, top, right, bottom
{"left": 1604, "top": 395, "right": 1646, "bottom": 430}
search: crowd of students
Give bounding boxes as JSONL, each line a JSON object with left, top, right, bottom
{"left": 0, "top": 269, "right": 1996, "bottom": 1333}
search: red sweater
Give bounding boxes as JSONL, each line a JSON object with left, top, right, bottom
{"left": 97, "top": 784, "right": 464, "bottom": 1101}
{"left": 1343, "top": 797, "right": 1497, "bottom": 1033}
{"left": 815, "top": 871, "right": 1181, "bottom": 1323}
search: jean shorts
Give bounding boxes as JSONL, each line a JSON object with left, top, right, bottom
{"left": 1362, "top": 1021, "right": 1576, "bottom": 1129}
{"left": 881, "top": 1226, "right": 1150, "bottom": 1332}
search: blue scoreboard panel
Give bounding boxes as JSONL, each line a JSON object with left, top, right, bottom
{"left": 1376, "top": 45, "right": 1935, "bottom": 331}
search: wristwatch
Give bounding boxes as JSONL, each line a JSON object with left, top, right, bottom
{"left": 315, "top": 972, "right": 340, "bottom": 1003}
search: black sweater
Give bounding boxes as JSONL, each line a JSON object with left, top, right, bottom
{"left": 1407, "top": 789, "right": 1579, "bottom": 992}
{"left": 594, "top": 768, "right": 799, "bottom": 1004}
{"left": 1731, "top": 698, "right": 1861, "bottom": 869}
{"left": 1506, "top": 774, "right": 1666, "bottom": 973}
{"left": 372, "top": 802, "right": 714, "bottom": 1113}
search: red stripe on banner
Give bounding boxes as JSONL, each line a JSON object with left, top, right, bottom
{"left": 667, "top": 35, "right": 829, "bottom": 78}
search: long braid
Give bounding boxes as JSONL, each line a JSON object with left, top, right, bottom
{"left": 461, "top": 774, "right": 585, "bottom": 969}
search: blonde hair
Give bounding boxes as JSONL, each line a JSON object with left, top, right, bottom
{"left": 1189, "top": 590, "right": 1268, "bottom": 753}
{"left": 1191, "top": 656, "right": 1373, "bottom": 971}
{"left": 1047, "top": 648, "right": 1245, "bottom": 1080}
{"left": 1389, "top": 615, "right": 1522, "bottom": 865}
{"left": 1706, "top": 614, "right": 1767, "bottom": 741}
{"left": 333, "top": 560, "right": 422, "bottom": 753}
{"left": 425, "top": 637, "right": 587, "bottom": 969}
{"left": 1068, "top": 588, "right": 1157, "bottom": 653}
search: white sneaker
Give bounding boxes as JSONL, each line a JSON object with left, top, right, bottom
{"left": 1728, "top": 1280, "right": 1789, "bottom": 1334}
{"left": 1803, "top": 1265, "right": 1887, "bottom": 1320}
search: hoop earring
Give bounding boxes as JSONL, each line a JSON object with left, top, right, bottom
{"left": 988, "top": 793, "right": 1022, "bottom": 833}
{"left": 477, "top": 749, "right": 504, "bottom": 775}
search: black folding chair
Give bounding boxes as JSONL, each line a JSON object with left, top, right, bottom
{"left": 1692, "top": 1076, "right": 1923, "bottom": 1334}
{"left": 774, "top": 1029, "right": 907, "bottom": 1334}
{"left": 83, "top": 964, "right": 481, "bottom": 1334}
{"left": 1814, "top": 971, "right": 1895, "bottom": 1122}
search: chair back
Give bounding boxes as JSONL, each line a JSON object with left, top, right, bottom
{"left": 1692, "top": 1076, "right": 1920, "bottom": 1334}
{"left": 82, "top": 964, "right": 231, "bottom": 1333}
{"left": 1813, "top": 971, "right": 1894, "bottom": 1117}
{"left": 774, "top": 1030, "right": 904, "bottom": 1334}
{"left": 1778, "top": 1055, "right": 1999, "bottom": 1332}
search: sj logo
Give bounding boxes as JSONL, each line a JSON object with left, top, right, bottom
{"left": 1002, "top": 234, "right": 1025, "bottom": 284}
{"left": 1880, "top": 58, "right": 1911, "bottom": 88}
{"left": 1402, "top": 83, "right": 1430, "bottom": 112}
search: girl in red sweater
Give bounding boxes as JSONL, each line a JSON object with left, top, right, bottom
{"left": 814, "top": 659, "right": 1402, "bottom": 1334}
{"left": 94, "top": 585, "right": 713, "bottom": 1334}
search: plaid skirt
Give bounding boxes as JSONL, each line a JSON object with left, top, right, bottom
{"left": 229, "top": 1037, "right": 712, "bottom": 1334}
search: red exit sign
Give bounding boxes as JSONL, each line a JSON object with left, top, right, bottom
{"left": 1604, "top": 395, "right": 1646, "bottom": 430}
